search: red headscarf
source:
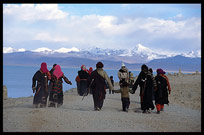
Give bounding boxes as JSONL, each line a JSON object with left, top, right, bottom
{"left": 40, "top": 62, "right": 49, "bottom": 73}
{"left": 53, "top": 65, "right": 64, "bottom": 79}
{"left": 81, "top": 65, "right": 87, "bottom": 71}
{"left": 88, "top": 67, "right": 93, "bottom": 75}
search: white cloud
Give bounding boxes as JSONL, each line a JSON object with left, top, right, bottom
{"left": 3, "top": 5, "right": 201, "bottom": 54}
{"left": 170, "top": 13, "right": 183, "bottom": 19}
{"left": 33, "top": 32, "right": 69, "bottom": 42}
{"left": 3, "top": 4, "right": 68, "bottom": 21}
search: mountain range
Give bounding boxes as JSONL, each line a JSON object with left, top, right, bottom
{"left": 3, "top": 44, "right": 201, "bottom": 72}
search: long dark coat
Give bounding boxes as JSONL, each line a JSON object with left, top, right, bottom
{"left": 32, "top": 70, "right": 49, "bottom": 105}
{"left": 132, "top": 71, "right": 156, "bottom": 110}
{"left": 142, "top": 73, "right": 155, "bottom": 110}
{"left": 78, "top": 70, "right": 89, "bottom": 96}
{"left": 87, "top": 70, "right": 106, "bottom": 109}
{"left": 155, "top": 75, "right": 169, "bottom": 105}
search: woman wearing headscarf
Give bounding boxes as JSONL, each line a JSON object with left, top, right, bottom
{"left": 48, "top": 65, "right": 72, "bottom": 108}
{"left": 131, "top": 64, "right": 157, "bottom": 113}
{"left": 48, "top": 64, "right": 57, "bottom": 96}
{"left": 78, "top": 65, "right": 89, "bottom": 96}
{"left": 87, "top": 62, "right": 113, "bottom": 111}
{"left": 88, "top": 67, "right": 93, "bottom": 75}
{"left": 118, "top": 62, "right": 130, "bottom": 112}
{"left": 155, "top": 68, "right": 171, "bottom": 114}
{"left": 32, "top": 62, "right": 51, "bottom": 108}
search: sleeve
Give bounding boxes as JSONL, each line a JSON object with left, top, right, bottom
{"left": 118, "top": 71, "right": 121, "bottom": 81}
{"left": 126, "top": 69, "right": 129, "bottom": 79}
{"left": 32, "top": 71, "right": 38, "bottom": 88}
{"left": 47, "top": 72, "right": 51, "bottom": 80}
{"left": 132, "top": 73, "right": 141, "bottom": 92}
{"left": 63, "top": 74, "right": 72, "bottom": 85}
{"left": 151, "top": 74, "right": 157, "bottom": 88}
{"left": 164, "top": 75, "right": 171, "bottom": 91}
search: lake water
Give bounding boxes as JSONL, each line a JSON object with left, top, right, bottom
{"left": 3, "top": 65, "right": 142, "bottom": 98}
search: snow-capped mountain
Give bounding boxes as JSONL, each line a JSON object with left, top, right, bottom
{"left": 181, "top": 50, "right": 201, "bottom": 58}
{"left": 3, "top": 45, "right": 201, "bottom": 72}
{"left": 31, "top": 47, "right": 53, "bottom": 54}
{"left": 3, "top": 45, "right": 201, "bottom": 64}
{"left": 3, "top": 47, "right": 26, "bottom": 53}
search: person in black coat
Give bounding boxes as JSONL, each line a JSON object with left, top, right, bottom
{"left": 131, "top": 64, "right": 157, "bottom": 113}
{"left": 155, "top": 68, "right": 171, "bottom": 114}
{"left": 32, "top": 62, "right": 51, "bottom": 108}
{"left": 78, "top": 65, "right": 89, "bottom": 96}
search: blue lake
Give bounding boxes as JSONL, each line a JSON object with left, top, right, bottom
{"left": 3, "top": 65, "right": 142, "bottom": 98}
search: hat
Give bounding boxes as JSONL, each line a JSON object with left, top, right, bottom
{"left": 141, "top": 64, "right": 148, "bottom": 71}
{"left": 121, "top": 62, "right": 125, "bottom": 67}
{"left": 96, "top": 62, "right": 104, "bottom": 68}
{"left": 156, "top": 68, "right": 166, "bottom": 74}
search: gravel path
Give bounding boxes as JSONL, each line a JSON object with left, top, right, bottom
{"left": 3, "top": 74, "right": 201, "bottom": 132}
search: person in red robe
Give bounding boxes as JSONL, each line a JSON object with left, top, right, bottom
{"left": 48, "top": 65, "right": 72, "bottom": 108}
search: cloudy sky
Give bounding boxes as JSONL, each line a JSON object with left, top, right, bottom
{"left": 3, "top": 4, "right": 201, "bottom": 55}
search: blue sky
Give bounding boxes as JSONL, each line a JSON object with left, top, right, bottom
{"left": 3, "top": 4, "right": 201, "bottom": 55}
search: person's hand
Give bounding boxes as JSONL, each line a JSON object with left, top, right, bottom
{"left": 32, "top": 87, "right": 36, "bottom": 93}
{"left": 69, "top": 81, "right": 72, "bottom": 85}
{"left": 168, "top": 90, "right": 171, "bottom": 95}
{"left": 130, "top": 89, "right": 135, "bottom": 94}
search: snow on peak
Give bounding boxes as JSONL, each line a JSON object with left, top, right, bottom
{"left": 54, "top": 47, "right": 80, "bottom": 53}
{"left": 133, "top": 44, "right": 152, "bottom": 53}
{"left": 182, "top": 50, "right": 201, "bottom": 58}
{"left": 3, "top": 47, "right": 16, "bottom": 53}
{"left": 3, "top": 47, "right": 26, "bottom": 53}
{"left": 31, "top": 47, "right": 53, "bottom": 53}
{"left": 18, "top": 48, "right": 26, "bottom": 52}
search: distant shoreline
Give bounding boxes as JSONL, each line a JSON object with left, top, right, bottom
{"left": 3, "top": 64, "right": 201, "bottom": 73}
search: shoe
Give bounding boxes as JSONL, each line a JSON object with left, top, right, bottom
{"left": 57, "top": 104, "right": 62, "bottom": 108}
{"left": 33, "top": 104, "right": 38, "bottom": 108}
{"left": 97, "top": 108, "right": 100, "bottom": 111}
{"left": 39, "top": 103, "right": 44, "bottom": 108}
{"left": 157, "top": 111, "right": 160, "bottom": 114}
{"left": 147, "top": 109, "right": 151, "bottom": 113}
{"left": 54, "top": 103, "right": 58, "bottom": 108}
{"left": 142, "top": 110, "right": 147, "bottom": 113}
{"left": 125, "top": 107, "right": 128, "bottom": 112}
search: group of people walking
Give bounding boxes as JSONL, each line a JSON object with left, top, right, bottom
{"left": 32, "top": 62, "right": 72, "bottom": 108}
{"left": 130, "top": 64, "right": 171, "bottom": 114}
{"left": 32, "top": 61, "right": 171, "bottom": 114}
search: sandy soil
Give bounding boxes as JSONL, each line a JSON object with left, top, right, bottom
{"left": 3, "top": 74, "right": 201, "bottom": 132}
